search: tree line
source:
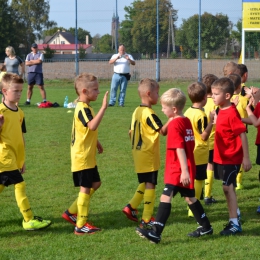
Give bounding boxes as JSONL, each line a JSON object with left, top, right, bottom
{"left": 1, "top": 0, "right": 258, "bottom": 60}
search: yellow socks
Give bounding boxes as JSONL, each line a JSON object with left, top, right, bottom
{"left": 142, "top": 189, "right": 155, "bottom": 222}
{"left": 195, "top": 179, "right": 203, "bottom": 200}
{"left": 205, "top": 170, "right": 214, "bottom": 198}
{"left": 129, "top": 183, "right": 145, "bottom": 209}
{"left": 68, "top": 199, "right": 78, "bottom": 214}
{"left": 236, "top": 166, "right": 244, "bottom": 189}
{"left": 76, "top": 192, "right": 90, "bottom": 228}
{"left": 14, "top": 182, "right": 33, "bottom": 222}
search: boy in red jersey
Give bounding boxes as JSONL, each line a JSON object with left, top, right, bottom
{"left": 135, "top": 88, "right": 213, "bottom": 244}
{"left": 211, "top": 77, "right": 252, "bottom": 235}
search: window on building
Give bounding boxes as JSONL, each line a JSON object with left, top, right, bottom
{"left": 61, "top": 41, "right": 65, "bottom": 44}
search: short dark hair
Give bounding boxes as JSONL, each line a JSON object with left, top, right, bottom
{"left": 237, "top": 64, "right": 248, "bottom": 77}
{"left": 227, "top": 74, "right": 241, "bottom": 91}
{"left": 202, "top": 74, "right": 218, "bottom": 94}
{"left": 211, "top": 77, "right": 234, "bottom": 96}
{"left": 187, "top": 82, "right": 206, "bottom": 103}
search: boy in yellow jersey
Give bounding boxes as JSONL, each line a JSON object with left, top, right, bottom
{"left": 62, "top": 73, "right": 108, "bottom": 235}
{"left": 229, "top": 73, "right": 249, "bottom": 191}
{"left": 202, "top": 74, "right": 218, "bottom": 205}
{"left": 122, "top": 78, "right": 168, "bottom": 228}
{"left": 0, "top": 73, "right": 51, "bottom": 230}
{"left": 184, "top": 82, "right": 214, "bottom": 217}
{"left": 136, "top": 88, "right": 213, "bottom": 244}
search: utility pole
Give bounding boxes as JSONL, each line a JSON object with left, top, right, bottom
{"left": 75, "top": 0, "right": 79, "bottom": 75}
{"left": 167, "top": 9, "right": 175, "bottom": 58}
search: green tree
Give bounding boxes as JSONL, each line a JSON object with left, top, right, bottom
{"left": 120, "top": 0, "right": 177, "bottom": 56}
{"left": 0, "top": 0, "right": 25, "bottom": 59}
{"left": 11, "top": 0, "right": 56, "bottom": 51}
{"left": 67, "top": 27, "right": 92, "bottom": 44}
{"left": 43, "top": 44, "right": 55, "bottom": 59}
{"left": 91, "top": 34, "right": 101, "bottom": 53}
{"left": 95, "top": 34, "right": 113, "bottom": 53}
{"left": 176, "top": 12, "right": 229, "bottom": 57}
{"left": 79, "top": 45, "right": 86, "bottom": 59}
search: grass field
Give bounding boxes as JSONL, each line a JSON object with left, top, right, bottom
{"left": 1, "top": 79, "right": 260, "bottom": 260}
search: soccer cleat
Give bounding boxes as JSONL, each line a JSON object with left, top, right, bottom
{"left": 24, "top": 101, "right": 30, "bottom": 105}
{"left": 238, "top": 213, "right": 241, "bottom": 224}
{"left": 139, "top": 217, "right": 155, "bottom": 229}
{"left": 236, "top": 183, "right": 244, "bottom": 190}
{"left": 23, "top": 216, "right": 51, "bottom": 231}
{"left": 188, "top": 226, "right": 213, "bottom": 237}
{"left": 74, "top": 222, "right": 101, "bottom": 235}
{"left": 122, "top": 204, "right": 138, "bottom": 222}
{"left": 62, "top": 210, "right": 77, "bottom": 226}
{"left": 204, "top": 196, "right": 217, "bottom": 205}
{"left": 257, "top": 205, "right": 260, "bottom": 214}
{"left": 220, "top": 221, "right": 242, "bottom": 236}
{"left": 136, "top": 227, "right": 161, "bottom": 244}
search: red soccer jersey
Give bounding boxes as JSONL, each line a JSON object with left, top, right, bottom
{"left": 214, "top": 104, "right": 246, "bottom": 164}
{"left": 164, "top": 117, "right": 196, "bottom": 189}
{"left": 253, "top": 102, "right": 260, "bottom": 145}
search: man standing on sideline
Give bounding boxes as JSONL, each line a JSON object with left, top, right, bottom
{"left": 24, "top": 43, "right": 47, "bottom": 105}
{"left": 108, "top": 44, "right": 135, "bottom": 107}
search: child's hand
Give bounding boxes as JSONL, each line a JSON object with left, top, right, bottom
{"left": 209, "top": 110, "right": 215, "bottom": 124}
{"left": 242, "top": 157, "right": 252, "bottom": 172}
{"left": 180, "top": 171, "right": 190, "bottom": 187}
{"left": 20, "top": 163, "right": 26, "bottom": 174}
{"left": 102, "top": 91, "right": 109, "bottom": 109}
{"left": 0, "top": 114, "right": 4, "bottom": 128}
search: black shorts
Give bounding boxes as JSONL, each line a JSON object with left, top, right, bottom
{"left": 28, "top": 72, "right": 44, "bottom": 86}
{"left": 73, "top": 166, "right": 101, "bottom": 188}
{"left": 138, "top": 171, "right": 158, "bottom": 185}
{"left": 214, "top": 163, "right": 240, "bottom": 187}
{"left": 162, "top": 184, "right": 195, "bottom": 198}
{"left": 256, "top": 145, "right": 260, "bottom": 165}
{"left": 0, "top": 170, "right": 24, "bottom": 186}
{"left": 208, "top": 150, "right": 214, "bottom": 164}
{"left": 195, "top": 164, "right": 207, "bottom": 180}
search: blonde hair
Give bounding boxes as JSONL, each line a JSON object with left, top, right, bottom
{"left": 5, "top": 46, "right": 16, "bottom": 56}
{"left": 74, "top": 72, "right": 97, "bottom": 95}
{"left": 160, "top": 88, "right": 186, "bottom": 110}
{"left": 1, "top": 73, "right": 23, "bottom": 92}
{"left": 138, "top": 78, "right": 159, "bottom": 95}
{"left": 223, "top": 61, "right": 239, "bottom": 76}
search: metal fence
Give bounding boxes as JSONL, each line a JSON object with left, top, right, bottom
{"left": 40, "top": 58, "right": 260, "bottom": 81}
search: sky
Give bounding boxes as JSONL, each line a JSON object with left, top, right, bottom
{"left": 49, "top": 0, "right": 242, "bottom": 37}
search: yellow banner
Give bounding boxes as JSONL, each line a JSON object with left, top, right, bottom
{"left": 243, "top": 2, "right": 260, "bottom": 29}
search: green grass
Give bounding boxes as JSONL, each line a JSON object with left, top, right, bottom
{"left": 1, "top": 80, "right": 260, "bottom": 260}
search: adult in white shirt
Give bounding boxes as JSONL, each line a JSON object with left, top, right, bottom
{"left": 108, "top": 44, "right": 135, "bottom": 107}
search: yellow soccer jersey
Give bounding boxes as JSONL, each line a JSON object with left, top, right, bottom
{"left": 131, "top": 106, "right": 163, "bottom": 173}
{"left": 231, "top": 94, "right": 248, "bottom": 119}
{"left": 71, "top": 102, "right": 97, "bottom": 172}
{"left": 0, "top": 103, "right": 26, "bottom": 172}
{"left": 203, "top": 97, "right": 217, "bottom": 150}
{"left": 184, "top": 107, "right": 209, "bottom": 165}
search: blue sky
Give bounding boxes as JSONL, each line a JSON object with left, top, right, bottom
{"left": 49, "top": 0, "right": 242, "bottom": 36}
